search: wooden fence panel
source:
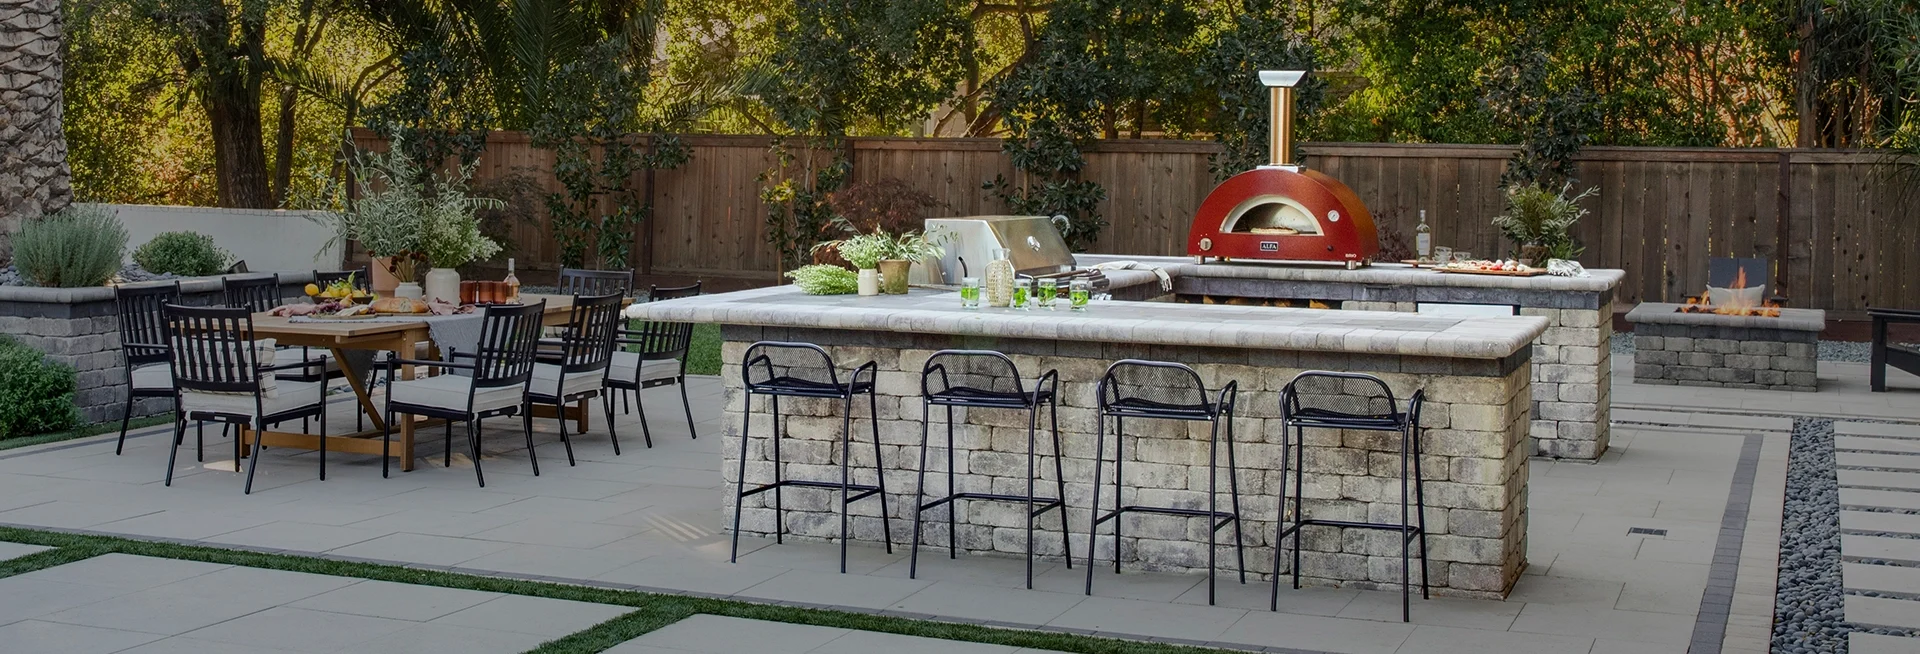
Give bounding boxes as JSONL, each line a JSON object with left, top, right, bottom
{"left": 343, "top": 130, "right": 1912, "bottom": 313}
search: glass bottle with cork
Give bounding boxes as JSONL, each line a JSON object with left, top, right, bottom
{"left": 1415, "top": 210, "right": 1432, "bottom": 263}
{"left": 503, "top": 258, "right": 521, "bottom": 303}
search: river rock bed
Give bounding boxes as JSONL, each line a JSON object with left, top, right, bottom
{"left": 1773, "top": 418, "right": 1849, "bottom": 653}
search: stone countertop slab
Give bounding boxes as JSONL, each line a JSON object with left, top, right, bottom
{"left": 1625, "top": 302, "right": 1826, "bottom": 332}
{"left": 1074, "top": 254, "right": 1625, "bottom": 293}
{"left": 627, "top": 285, "right": 1548, "bottom": 359}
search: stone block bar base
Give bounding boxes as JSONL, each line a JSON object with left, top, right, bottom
{"left": 1626, "top": 303, "right": 1826, "bottom": 392}
{"left": 1151, "top": 262, "right": 1618, "bottom": 461}
{"left": 635, "top": 279, "right": 1556, "bottom": 599}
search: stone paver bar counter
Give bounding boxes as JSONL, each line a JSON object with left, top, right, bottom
{"left": 631, "top": 287, "right": 1547, "bottom": 598}
{"left": 1626, "top": 302, "right": 1825, "bottom": 392}
{"left": 1080, "top": 255, "right": 1621, "bottom": 461}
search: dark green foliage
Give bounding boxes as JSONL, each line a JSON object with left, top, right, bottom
{"left": 0, "top": 337, "right": 79, "bottom": 440}
{"left": 1482, "top": 48, "right": 1597, "bottom": 188}
{"left": 132, "top": 231, "right": 230, "bottom": 276}
{"left": 1197, "top": 1, "right": 1323, "bottom": 178}
{"left": 12, "top": 205, "right": 129, "bottom": 288}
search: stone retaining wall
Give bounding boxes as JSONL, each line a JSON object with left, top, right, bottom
{"left": 719, "top": 325, "right": 1532, "bottom": 598}
{"left": 1627, "top": 306, "right": 1823, "bottom": 392}
{"left": 0, "top": 274, "right": 314, "bottom": 424}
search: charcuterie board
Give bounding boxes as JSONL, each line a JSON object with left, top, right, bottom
{"left": 1434, "top": 267, "right": 1546, "bottom": 277}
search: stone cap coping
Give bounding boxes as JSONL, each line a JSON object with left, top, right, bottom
{"left": 1624, "top": 302, "right": 1826, "bottom": 332}
{"left": 1074, "top": 254, "right": 1626, "bottom": 293}
{"left": 629, "top": 285, "right": 1549, "bottom": 360}
{"left": 0, "top": 271, "right": 317, "bottom": 304}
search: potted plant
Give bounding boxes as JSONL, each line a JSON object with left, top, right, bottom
{"left": 878, "top": 230, "right": 945, "bottom": 294}
{"left": 327, "top": 146, "right": 429, "bottom": 298}
{"left": 818, "top": 230, "right": 893, "bottom": 296}
{"left": 1492, "top": 182, "right": 1596, "bottom": 266}
{"left": 419, "top": 163, "right": 505, "bottom": 303}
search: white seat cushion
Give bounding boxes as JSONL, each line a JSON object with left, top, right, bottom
{"left": 276, "top": 347, "right": 340, "bottom": 378}
{"left": 181, "top": 380, "right": 322, "bottom": 418}
{"left": 389, "top": 374, "right": 525, "bottom": 414}
{"left": 130, "top": 363, "right": 172, "bottom": 391}
{"left": 610, "top": 351, "right": 681, "bottom": 383}
{"left": 531, "top": 362, "right": 605, "bottom": 399}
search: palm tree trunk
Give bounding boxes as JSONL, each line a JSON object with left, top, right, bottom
{"left": 0, "top": 0, "right": 74, "bottom": 261}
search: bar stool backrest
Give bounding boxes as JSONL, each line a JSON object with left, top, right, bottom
{"left": 162, "top": 304, "right": 262, "bottom": 395}
{"left": 742, "top": 341, "right": 842, "bottom": 391}
{"left": 1098, "top": 359, "right": 1220, "bottom": 414}
{"left": 222, "top": 273, "right": 283, "bottom": 313}
{"left": 553, "top": 292, "right": 622, "bottom": 375}
{"left": 920, "top": 350, "right": 1028, "bottom": 398}
{"left": 629, "top": 282, "right": 702, "bottom": 363}
{"left": 1279, "top": 370, "right": 1407, "bottom": 419}
{"left": 117, "top": 281, "right": 181, "bottom": 367}
{"left": 471, "top": 301, "right": 547, "bottom": 390}
{"left": 312, "top": 268, "right": 370, "bottom": 292}
{"left": 559, "top": 268, "right": 634, "bottom": 298}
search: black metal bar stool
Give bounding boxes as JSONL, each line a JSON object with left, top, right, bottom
{"left": 909, "top": 350, "right": 1069, "bottom": 588}
{"left": 729, "top": 341, "right": 892, "bottom": 573}
{"left": 1085, "top": 359, "right": 1245, "bottom": 605}
{"left": 1273, "top": 371, "right": 1429, "bottom": 622}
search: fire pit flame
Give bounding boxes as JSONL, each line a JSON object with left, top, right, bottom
{"left": 1678, "top": 268, "right": 1781, "bottom": 317}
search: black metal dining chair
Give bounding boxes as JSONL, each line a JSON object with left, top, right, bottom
{"left": 114, "top": 282, "right": 181, "bottom": 456}
{"left": 162, "top": 304, "right": 330, "bottom": 494}
{"left": 528, "top": 292, "right": 624, "bottom": 464}
{"left": 558, "top": 268, "right": 634, "bottom": 298}
{"left": 609, "top": 282, "right": 702, "bottom": 445}
{"left": 909, "top": 350, "right": 1068, "bottom": 589}
{"left": 380, "top": 301, "right": 546, "bottom": 486}
{"left": 729, "top": 341, "right": 892, "bottom": 573}
{"left": 1086, "top": 359, "right": 1245, "bottom": 605}
{"left": 225, "top": 273, "right": 338, "bottom": 434}
{"left": 1274, "top": 371, "right": 1429, "bottom": 622}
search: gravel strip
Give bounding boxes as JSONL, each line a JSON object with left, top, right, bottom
{"left": 1774, "top": 418, "right": 1849, "bottom": 653}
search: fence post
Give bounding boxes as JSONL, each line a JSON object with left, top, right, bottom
{"left": 1775, "top": 151, "right": 1792, "bottom": 299}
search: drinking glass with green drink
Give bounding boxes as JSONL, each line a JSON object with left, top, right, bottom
{"left": 960, "top": 277, "right": 981, "bottom": 309}
{"left": 1069, "top": 279, "right": 1091, "bottom": 311}
{"left": 1037, "top": 278, "right": 1058, "bottom": 309}
{"left": 1011, "top": 278, "right": 1031, "bottom": 310}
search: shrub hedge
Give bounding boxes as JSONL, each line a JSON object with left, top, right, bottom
{"left": 132, "top": 230, "right": 230, "bottom": 276}
{"left": 0, "top": 336, "right": 79, "bottom": 439}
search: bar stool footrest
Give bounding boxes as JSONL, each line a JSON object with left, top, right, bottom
{"left": 740, "top": 480, "right": 884, "bottom": 504}
{"left": 1280, "top": 518, "right": 1425, "bottom": 541}
{"left": 1095, "top": 506, "right": 1240, "bottom": 531}
{"left": 917, "top": 493, "right": 1064, "bottom": 517}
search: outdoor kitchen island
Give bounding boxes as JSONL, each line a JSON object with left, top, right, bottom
{"left": 629, "top": 285, "right": 1548, "bottom": 598}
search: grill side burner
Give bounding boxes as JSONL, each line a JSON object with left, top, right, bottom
{"left": 1187, "top": 70, "right": 1378, "bottom": 267}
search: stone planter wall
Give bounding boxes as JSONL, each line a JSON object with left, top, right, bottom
{"left": 1626, "top": 303, "right": 1825, "bottom": 392}
{"left": 0, "top": 273, "right": 315, "bottom": 424}
{"left": 719, "top": 325, "right": 1533, "bottom": 598}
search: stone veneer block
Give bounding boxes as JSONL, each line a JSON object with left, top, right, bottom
{"left": 1624, "top": 302, "right": 1825, "bottom": 392}
{"left": 633, "top": 287, "right": 1546, "bottom": 598}
{"left": 1078, "top": 254, "right": 1619, "bottom": 461}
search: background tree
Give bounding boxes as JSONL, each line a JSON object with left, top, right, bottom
{"left": 0, "top": 0, "right": 73, "bottom": 262}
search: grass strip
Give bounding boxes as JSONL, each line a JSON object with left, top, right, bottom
{"left": 0, "top": 527, "right": 1220, "bottom": 654}
{"left": 685, "top": 323, "right": 721, "bottom": 376}
{"left": 0, "top": 414, "right": 175, "bottom": 452}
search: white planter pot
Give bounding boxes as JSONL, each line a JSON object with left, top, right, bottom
{"left": 857, "top": 268, "right": 880, "bottom": 296}
{"left": 393, "top": 282, "right": 425, "bottom": 300}
{"left": 422, "top": 268, "right": 461, "bottom": 303}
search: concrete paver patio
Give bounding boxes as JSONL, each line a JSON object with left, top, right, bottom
{"left": 0, "top": 355, "right": 1913, "bottom": 652}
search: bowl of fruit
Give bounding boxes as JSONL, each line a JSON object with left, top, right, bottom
{"left": 306, "top": 276, "right": 376, "bottom": 306}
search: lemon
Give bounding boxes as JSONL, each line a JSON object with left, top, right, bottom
{"left": 304, "top": 283, "right": 320, "bottom": 296}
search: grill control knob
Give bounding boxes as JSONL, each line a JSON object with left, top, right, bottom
{"left": 1199, "top": 237, "right": 1213, "bottom": 251}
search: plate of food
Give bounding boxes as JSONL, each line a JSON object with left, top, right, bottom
{"left": 1434, "top": 259, "right": 1545, "bottom": 276}
{"left": 370, "top": 297, "right": 431, "bottom": 315}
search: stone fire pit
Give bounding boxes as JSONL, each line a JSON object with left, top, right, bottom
{"left": 1626, "top": 302, "right": 1825, "bottom": 392}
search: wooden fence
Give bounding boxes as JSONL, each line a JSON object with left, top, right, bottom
{"left": 348, "top": 131, "right": 1916, "bottom": 314}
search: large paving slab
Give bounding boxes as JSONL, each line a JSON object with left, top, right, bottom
{"left": 0, "top": 554, "right": 632, "bottom": 653}
{"left": 0, "top": 541, "right": 49, "bottom": 561}
{"left": 604, "top": 614, "right": 1048, "bottom": 654}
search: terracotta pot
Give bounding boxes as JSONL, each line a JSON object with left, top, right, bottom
{"left": 370, "top": 257, "right": 400, "bottom": 294}
{"left": 878, "top": 259, "right": 911, "bottom": 294}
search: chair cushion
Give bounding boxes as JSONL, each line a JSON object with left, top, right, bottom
{"left": 610, "top": 351, "right": 681, "bottom": 382}
{"left": 130, "top": 363, "right": 172, "bottom": 391}
{"left": 276, "top": 347, "right": 339, "bottom": 379}
{"left": 389, "top": 374, "right": 525, "bottom": 414}
{"left": 531, "top": 362, "right": 605, "bottom": 399}
{"left": 181, "top": 380, "right": 322, "bottom": 418}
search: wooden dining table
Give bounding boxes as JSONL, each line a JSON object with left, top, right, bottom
{"left": 245, "top": 293, "right": 592, "bottom": 472}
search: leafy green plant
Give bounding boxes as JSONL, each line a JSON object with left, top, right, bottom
{"left": 131, "top": 231, "right": 229, "bottom": 277}
{"left": 785, "top": 264, "right": 860, "bottom": 295}
{"left": 0, "top": 337, "right": 78, "bottom": 439}
{"left": 11, "top": 205, "right": 128, "bottom": 288}
{"left": 418, "top": 164, "right": 504, "bottom": 269}
{"left": 820, "top": 230, "right": 894, "bottom": 269}
{"left": 1493, "top": 183, "right": 1596, "bottom": 261}
{"left": 329, "top": 141, "right": 503, "bottom": 280}
{"left": 888, "top": 230, "right": 946, "bottom": 263}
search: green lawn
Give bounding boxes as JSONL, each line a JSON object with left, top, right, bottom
{"left": 0, "top": 526, "right": 1210, "bottom": 654}
{"left": 686, "top": 323, "right": 720, "bottom": 375}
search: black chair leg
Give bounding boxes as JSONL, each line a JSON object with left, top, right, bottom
{"left": 679, "top": 380, "right": 698, "bottom": 439}
{"left": 604, "top": 393, "right": 621, "bottom": 455}
{"left": 1050, "top": 398, "right": 1071, "bottom": 571}
{"left": 867, "top": 389, "right": 892, "bottom": 554}
{"left": 1227, "top": 413, "right": 1246, "bottom": 585}
{"left": 163, "top": 415, "right": 186, "bottom": 487}
{"left": 1085, "top": 411, "right": 1105, "bottom": 595}
{"left": 196, "top": 418, "right": 205, "bottom": 462}
{"left": 444, "top": 422, "right": 453, "bottom": 467}
{"left": 1414, "top": 425, "right": 1431, "bottom": 600}
{"left": 909, "top": 399, "right": 931, "bottom": 578}
{"left": 1025, "top": 404, "right": 1039, "bottom": 589}
{"left": 468, "top": 420, "right": 486, "bottom": 487}
{"left": 318, "top": 411, "right": 328, "bottom": 482}
{"left": 636, "top": 393, "right": 654, "bottom": 449}
{"left": 555, "top": 402, "right": 577, "bottom": 466}
{"left": 381, "top": 410, "right": 393, "bottom": 479}
{"left": 837, "top": 395, "right": 854, "bottom": 574}
{"left": 729, "top": 391, "right": 754, "bottom": 563}
{"left": 1271, "top": 416, "right": 1292, "bottom": 612}
{"left": 523, "top": 404, "right": 541, "bottom": 476}
{"left": 242, "top": 422, "right": 264, "bottom": 495}
{"left": 945, "top": 407, "right": 955, "bottom": 558}
{"left": 116, "top": 389, "right": 136, "bottom": 455}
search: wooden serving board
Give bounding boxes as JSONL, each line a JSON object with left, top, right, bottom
{"left": 307, "top": 313, "right": 379, "bottom": 321}
{"left": 1434, "top": 267, "right": 1547, "bottom": 277}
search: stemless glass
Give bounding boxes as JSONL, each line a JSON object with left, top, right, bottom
{"left": 1037, "top": 278, "right": 1059, "bottom": 309}
{"left": 1432, "top": 246, "right": 1453, "bottom": 265}
{"left": 960, "top": 277, "right": 981, "bottom": 309}
{"left": 1011, "top": 278, "right": 1031, "bottom": 310}
{"left": 1069, "top": 280, "right": 1091, "bottom": 311}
